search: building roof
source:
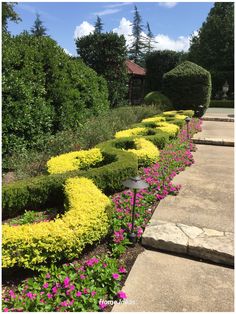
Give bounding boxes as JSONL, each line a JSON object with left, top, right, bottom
{"left": 125, "top": 59, "right": 146, "bottom": 76}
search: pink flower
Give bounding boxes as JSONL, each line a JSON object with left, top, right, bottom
{"left": 85, "top": 258, "right": 99, "bottom": 267}
{"left": 117, "top": 291, "right": 127, "bottom": 299}
{"left": 40, "top": 291, "right": 44, "bottom": 295}
{"left": 3, "top": 309, "right": 9, "bottom": 312}
{"left": 26, "top": 292, "right": 34, "bottom": 300}
{"left": 76, "top": 291, "right": 82, "bottom": 297}
{"left": 66, "top": 290, "right": 71, "bottom": 296}
{"left": 43, "top": 282, "right": 49, "bottom": 289}
{"left": 60, "top": 301, "right": 68, "bottom": 307}
{"left": 80, "top": 274, "right": 86, "bottom": 280}
{"left": 112, "top": 273, "right": 120, "bottom": 280}
{"left": 52, "top": 286, "right": 57, "bottom": 294}
{"left": 91, "top": 291, "right": 96, "bottom": 297}
{"left": 83, "top": 288, "right": 89, "bottom": 294}
{"left": 99, "top": 301, "right": 107, "bottom": 310}
{"left": 103, "top": 263, "right": 108, "bottom": 268}
{"left": 118, "top": 266, "right": 127, "bottom": 273}
{"left": 47, "top": 293, "right": 53, "bottom": 299}
{"left": 45, "top": 273, "right": 51, "bottom": 279}
{"left": 9, "top": 290, "right": 16, "bottom": 299}
{"left": 69, "top": 285, "right": 75, "bottom": 291}
{"left": 64, "top": 277, "right": 70, "bottom": 288}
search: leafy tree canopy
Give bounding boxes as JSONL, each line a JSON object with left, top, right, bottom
{"left": 2, "top": 2, "right": 21, "bottom": 33}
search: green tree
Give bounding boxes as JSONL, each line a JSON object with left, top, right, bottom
{"left": 188, "top": 2, "right": 234, "bottom": 97}
{"left": 94, "top": 16, "right": 103, "bottom": 34}
{"left": 145, "top": 50, "right": 184, "bottom": 93}
{"left": 76, "top": 32, "right": 128, "bottom": 107}
{"left": 2, "top": 2, "right": 21, "bottom": 33}
{"left": 145, "top": 22, "right": 155, "bottom": 54}
{"left": 129, "top": 6, "right": 147, "bottom": 65}
{"left": 31, "top": 13, "right": 47, "bottom": 36}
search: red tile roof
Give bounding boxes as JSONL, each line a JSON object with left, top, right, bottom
{"left": 125, "top": 59, "right": 146, "bottom": 76}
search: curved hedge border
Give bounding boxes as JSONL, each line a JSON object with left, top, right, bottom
{"left": 2, "top": 177, "right": 111, "bottom": 269}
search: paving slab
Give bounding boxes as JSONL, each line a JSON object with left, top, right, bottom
{"left": 142, "top": 220, "right": 234, "bottom": 266}
{"left": 193, "top": 121, "right": 234, "bottom": 142}
{"left": 205, "top": 107, "right": 234, "bottom": 118}
{"left": 112, "top": 250, "right": 234, "bottom": 312}
{"left": 149, "top": 145, "right": 234, "bottom": 232}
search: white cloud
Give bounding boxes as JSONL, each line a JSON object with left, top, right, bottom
{"left": 64, "top": 48, "right": 72, "bottom": 56}
{"left": 74, "top": 21, "right": 95, "bottom": 39}
{"left": 93, "top": 8, "right": 121, "bottom": 16}
{"left": 113, "top": 17, "right": 133, "bottom": 46}
{"left": 159, "top": 2, "right": 177, "bottom": 9}
{"left": 105, "top": 2, "right": 133, "bottom": 9}
{"left": 153, "top": 34, "right": 190, "bottom": 51}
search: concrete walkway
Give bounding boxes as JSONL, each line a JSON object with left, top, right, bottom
{"left": 112, "top": 115, "right": 234, "bottom": 312}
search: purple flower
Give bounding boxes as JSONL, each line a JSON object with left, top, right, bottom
{"left": 112, "top": 273, "right": 120, "bottom": 280}
{"left": 117, "top": 291, "right": 127, "bottom": 299}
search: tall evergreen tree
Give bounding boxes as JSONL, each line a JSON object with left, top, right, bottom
{"left": 31, "top": 13, "right": 47, "bottom": 36}
{"left": 94, "top": 16, "right": 103, "bottom": 34}
{"left": 129, "top": 6, "right": 147, "bottom": 65}
{"left": 2, "top": 2, "right": 21, "bottom": 33}
{"left": 145, "top": 22, "right": 155, "bottom": 54}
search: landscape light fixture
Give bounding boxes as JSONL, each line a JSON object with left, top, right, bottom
{"left": 222, "top": 81, "right": 229, "bottom": 99}
{"left": 185, "top": 116, "right": 191, "bottom": 140}
{"left": 123, "top": 176, "right": 149, "bottom": 245}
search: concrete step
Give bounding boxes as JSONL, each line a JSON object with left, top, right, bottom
{"left": 202, "top": 116, "right": 234, "bottom": 122}
{"left": 192, "top": 137, "right": 234, "bottom": 146}
{"left": 142, "top": 220, "right": 234, "bottom": 266}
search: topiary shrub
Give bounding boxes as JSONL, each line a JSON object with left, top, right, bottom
{"left": 144, "top": 91, "right": 173, "bottom": 111}
{"left": 162, "top": 61, "right": 211, "bottom": 117}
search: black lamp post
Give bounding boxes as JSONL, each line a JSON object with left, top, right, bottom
{"left": 123, "top": 176, "right": 149, "bottom": 245}
{"left": 185, "top": 116, "right": 191, "bottom": 140}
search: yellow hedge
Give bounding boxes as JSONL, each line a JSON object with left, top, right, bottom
{"left": 115, "top": 127, "right": 146, "bottom": 139}
{"left": 47, "top": 148, "right": 103, "bottom": 174}
{"left": 141, "top": 116, "right": 166, "bottom": 123}
{"left": 128, "top": 138, "right": 159, "bottom": 166}
{"left": 2, "top": 177, "right": 111, "bottom": 269}
{"left": 155, "top": 122, "right": 179, "bottom": 137}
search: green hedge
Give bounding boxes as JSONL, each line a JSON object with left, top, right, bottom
{"left": 2, "top": 148, "right": 137, "bottom": 219}
{"left": 210, "top": 100, "right": 234, "bottom": 108}
{"left": 163, "top": 61, "right": 211, "bottom": 117}
{"left": 144, "top": 91, "right": 173, "bottom": 111}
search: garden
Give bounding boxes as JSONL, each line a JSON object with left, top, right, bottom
{"left": 2, "top": 2, "right": 232, "bottom": 312}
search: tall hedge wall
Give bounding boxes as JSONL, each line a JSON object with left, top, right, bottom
{"left": 2, "top": 32, "right": 109, "bottom": 159}
{"left": 163, "top": 61, "right": 211, "bottom": 117}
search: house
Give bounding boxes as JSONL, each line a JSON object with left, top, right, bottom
{"left": 125, "top": 60, "right": 146, "bottom": 105}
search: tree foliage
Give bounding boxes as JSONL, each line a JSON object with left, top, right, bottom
{"left": 31, "top": 13, "right": 47, "bottom": 36}
{"left": 188, "top": 2, "right": 234, "bottom": 96}
{"left": 145, "top": 50, "right": 186, "bottom": 93}
{"left": 2, "top": 2, "right": 21, "bottom": 33}
{"left": 76, "top": 32, "right": 128, "bottom": 107}
{"left": 94, "top": 16, "right": 103, "bottom": 34}
{"left": 2, "top": 32, "right": 109, "bottom": 160}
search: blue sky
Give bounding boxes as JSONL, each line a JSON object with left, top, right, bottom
{"left": 8, "top": 2, "right": 214, "bottom": 55}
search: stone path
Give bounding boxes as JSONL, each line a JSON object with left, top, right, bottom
{"left": 112, "top": 112, "right": 234, "bottom": 312}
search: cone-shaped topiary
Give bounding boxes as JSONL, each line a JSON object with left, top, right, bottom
{"left": 163, "top": 61, "right": 211, "bottom": 117}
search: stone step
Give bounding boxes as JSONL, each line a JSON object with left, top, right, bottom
{"left": 192, "top": 137, "right": 234, "bottom": 146}
{"left": 202, "top": 117, "right": 234, "bottom": 122}
{"left": 142, "top": 220, "right": 234, "bottom": 266}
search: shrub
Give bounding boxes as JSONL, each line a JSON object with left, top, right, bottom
{"left": 163, "top": 61, "right": 211, "bottom": 117}
{"left": 47, "top": 148, "right": 103, "bottom": 174}
{"left": 2, "top": 142, "right": 138, "bottom": 219}
{"left": 144, "top": 91, "right": 172, "bottom": 111}
{"left": 115, "top": 127, "right": 147, "bottom": 139}
{"left": 128, "top": 138, "right": 160, "bottom": 166}
{"left": 210, "top": 99, "right": 234, "bottom": 108}
{"left": 2, "top": 177, "right": 111, "bottom": 269}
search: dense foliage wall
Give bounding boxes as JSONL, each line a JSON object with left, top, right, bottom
{"left": 76, "top": 32, "right": 128, "bottom": 107}
{"left": 2, "top": 32, "right": 109, "bottom": 159}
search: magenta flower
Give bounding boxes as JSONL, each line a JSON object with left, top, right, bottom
{"left": 76, "top": 291, "right": 82, "bottom": 297}
{"left": 69, "top": 285, "right": 75, "bottom": 291}
{"left": 102, "top": 263, "right": 108, "bottom": 268}
{"left": 85, "top": 257, "right": 99, "bottom": 267}
{"left": 80, "top": 274, "right": 86, "bottom": 280}
{"left": 64, "top": 277, "right": 70, "bottom": 288}
{"left": 45, "top": 273, "right": 51, "bottom": 279}
{"left": 91, "top": 291, "right": 96, "bottom": 297}
{"left": 3, "top": 309, "right": 9, "bottom": 312}
{"left": 117, "top": 291, "right": 127, "bottom": 299}
{"left": 47, "top": 293, "right": 53, "bottom": 299}
{"left": 60, "top": 301, "right": 68, "bottom": 307}
{"left": 118, "top": 266, "right": 127, "bottom": 273}
{"left": 43, "top": 282, "right": 49, "bottom": 289}
{"left": 52, "top": 286, "right": 57, "bottom": 294}
{"left": 83, "top": 288, "right": 89, "bottom": 294}
{"left": 99, "top": 301, "right": 107, "bottom": 310}
{"left": 26, "top": 292, "right": 34, "bottom": 300}
{"left": 112, "top": 273, "right": 120, "bottom": 280}
{"left": 9, "top": 290, "right": 16, "bottom": 299}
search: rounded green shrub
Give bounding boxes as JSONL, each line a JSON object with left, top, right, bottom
{"left": 144, "top": 91, "right": 172, "bottom": 111}
{"left": 162, "top": 61, "right": 211, "bottom": 117}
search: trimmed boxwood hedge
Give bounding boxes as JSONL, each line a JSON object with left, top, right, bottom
{"left": 163, "top": 61, "right": 211, "bottom": 117}
{"left": 210, "top": 100, "right": 234, "bottom": 108}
